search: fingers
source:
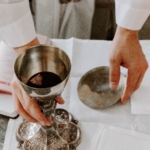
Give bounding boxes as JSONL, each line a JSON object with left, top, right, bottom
{"left": 121, "top": 70, "right": 140, "bottom": 104}
{"left": 11, "top": 76, "right": 52, "bottom": 126}
{"left": 12, "top": 92, "right": 38, "bottom": 123}
{"left": 134, "top": 69, "right": 148, "bottom": 91}
{"left": 55, "top": 95, "right": 65, "bottom": 104}
{"left": 11, "top": 74, "right": 65, "bottom": 126}
{"left": 21, "top": 92, "right": 52, "bottom": 126}
{"left": 121, "top": 60, "right": 148, "bottom": 104}
{"left": 109, "top": 27, "right": 148, "bottom": 104}
{"left": 14, "top": 37, "right": 40, "bottom": 54}
{"left": 109, "top": 58, "right": 120, "bottom": 89}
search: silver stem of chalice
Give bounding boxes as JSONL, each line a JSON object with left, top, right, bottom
{"left": 14, "top": 45, "right": 81, "bottom": 150}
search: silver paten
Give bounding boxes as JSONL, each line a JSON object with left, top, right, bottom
{"left": 77, "top": 66, "right": 126, "bottom": 109}
{"left": 14, "top": 45, "right": 81, "bottom": 150}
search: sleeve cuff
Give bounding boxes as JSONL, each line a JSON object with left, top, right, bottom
{"left": 115, "top": 1, "right": 150, "bottom": 30}
{"left": 0, "top": 10, "right": 36, "bottom": 47}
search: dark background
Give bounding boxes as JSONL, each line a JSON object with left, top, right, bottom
{"left": 29, "top": 0, "right": 150, "bottom": 40}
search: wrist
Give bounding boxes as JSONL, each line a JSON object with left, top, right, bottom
{"left": 14, "top": 37, "right": 40, "bottom": 54}
{"left": 116, "top": 26, "right": 139, "bottom": 38}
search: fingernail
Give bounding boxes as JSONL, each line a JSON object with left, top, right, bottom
{"left": 41, "top": 121, "right": 47, "bottom": 126}
{"left": 59, "top": 99, "right": 65, "bottom": 104}
{"left": 46, "top": 118, "right": 52, "bottom": 126}
{"left": 110, "top": 82, "right": 118, "bottom": 89}
{"left": 57, "top": 96, "right": 65, "bottom": 104}
{"left": 121, "top": 100, "right": 126, "bottom": 105}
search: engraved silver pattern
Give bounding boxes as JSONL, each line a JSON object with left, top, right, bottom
{"left": 14, "top": 45, "right": 81, "bottom": 150}
{"left": 17, "top": 109, "right": 81, "bottom": 150}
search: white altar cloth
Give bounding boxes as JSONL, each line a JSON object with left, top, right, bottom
{"left": 3, "top": 38, "right": 150, "bottom": 150}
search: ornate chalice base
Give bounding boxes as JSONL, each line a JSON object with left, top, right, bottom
{"left": 14, "top": 45, "right": 81, "bottom": 150}
{"left": 16, "top": 109, "right": 81, "bottom": 150}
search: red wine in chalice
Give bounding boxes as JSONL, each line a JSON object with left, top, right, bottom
{"left": 27, "top": 72, "right": 62, "bottom": 88}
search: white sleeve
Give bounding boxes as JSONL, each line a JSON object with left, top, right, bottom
{"left": 0, "top": 0, "right": 36, "bottom": 47}
{"left": 115, "top": 0, "right": 150, "bottom": 30}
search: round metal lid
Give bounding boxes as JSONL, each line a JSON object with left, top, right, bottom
{"left": 77, "top": 66, "right": 126, "bottom": 109}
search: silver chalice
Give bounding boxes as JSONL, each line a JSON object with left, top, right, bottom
{"left": 14, "top": 45, "right": 81, "bottom": 150}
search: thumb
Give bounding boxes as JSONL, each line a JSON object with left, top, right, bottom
{"left": 55, "top": 95, "right": 65, "bottom": 104}
{"left": 109, "top": 61, "right": 120, "bottom": 89}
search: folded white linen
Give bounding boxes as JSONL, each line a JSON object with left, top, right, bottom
{"left": 3, "top": 39, "right": 150, "bottom": 150}
{"left": 90, "top": 123, "right": 150, "bottom": 150}
{"left": 5, "top": 118, "right": 150, "bottom": 150}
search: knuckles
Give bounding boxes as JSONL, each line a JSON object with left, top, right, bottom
{"left": 10, "top": 80, "right": 18, "bottom": 89}
{"left": 109, "top": 57, "right": 118, "bottom": 64}
{"left": 143, "top": 61, "right": 149, "bottom": 71}
{"left": 23, "top": 101, "right": 34, "bottom": 111}
{"left": 15, "top": 104, "right": 22, "bottom": 114}
{"left": 135, "top": 61, "right": 148, "bottom": 72}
